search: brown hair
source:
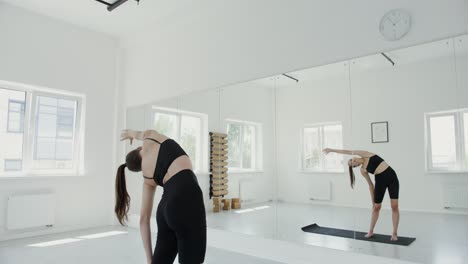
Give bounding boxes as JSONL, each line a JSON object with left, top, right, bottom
{"left": 348, "top": 159, "right": 355, "bottom": 189}
{"left": 114, "top": 148, "right": 142, "bottom": 225}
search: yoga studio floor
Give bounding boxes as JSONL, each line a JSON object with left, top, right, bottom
{"left": 207, "top": 202, "right": 468, "bottom": 264}
{"left": 0, "top": 226, "right": 283, "bottom": 264}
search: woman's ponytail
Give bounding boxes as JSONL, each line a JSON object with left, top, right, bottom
{"left": 115, "top": 163, "right": 131, "bottom": 225}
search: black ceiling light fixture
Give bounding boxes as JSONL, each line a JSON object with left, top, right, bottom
{"left": 95, "top": 0, "right": 140, "bottom": 12}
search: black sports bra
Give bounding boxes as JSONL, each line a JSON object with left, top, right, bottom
{"left": 143, "top": 138, "right": 188, "bottom": 186}
{"left": 366, "top": 155, "right": 384, "bottom": 174}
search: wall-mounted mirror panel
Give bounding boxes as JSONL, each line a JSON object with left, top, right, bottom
{"left": 125, "top": 34, "right": 468, "bottom": 264}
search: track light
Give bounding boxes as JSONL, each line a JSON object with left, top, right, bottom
{"left": 95, "top": 0, "right": 140, "bottom": 12}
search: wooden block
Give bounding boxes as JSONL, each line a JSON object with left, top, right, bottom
{"left": 210, "top": 143, "right": 228, "bottom": 150}
{"left": 231, "top": 198, "right": 240, "bottom": 203}
{"left": 211, "top": 149, "right": 228, "bottom": 155}
{"left": 222, "top": 199, "right": 231, "bottom": 210}
{"left": 212, "top": 178, "right": 228, "bottom": 185}
{"left": 212, "top": 185, "right": 228, "bottom": 191}
{"left": 211, "top": 167, "right": 228, "bottom": 173}
{"left": 212, "top": 190, "right": 228, "bottom": 196}
{"left": 211, "top": 174, "right": 228, "bottom": 180}
{"left": 211, "top": 161, "right": 228, "bottom": 167}
{"left": 212, "top": 167, "right": 228, "bottom": 173}
{"left": 211, "top": 173, "right": 228, "bottom": 179}
{"left": 213, "top": 207, "right": 221, "bottom": 213}
{"left": 211, "top": 155, "right": 228, "bottom": 162}
{"left": 210, "top": 132, "right": 228, "bottom": 138}
{"left": 211, "top": 138, "right": 228, "bottom": 144}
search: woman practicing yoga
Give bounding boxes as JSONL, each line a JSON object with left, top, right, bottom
{"left": 116, "top": 129, "right": 206, "bottom": 264}
{"left": 322, "top": 148, "right": 400, "bottom": 241}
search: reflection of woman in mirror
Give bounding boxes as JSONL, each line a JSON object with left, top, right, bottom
{"left": 116, "top": 129, "right": 206, "bottom": 264}
{"left": 323, "top": 148, "right": 400, "bottom": 241}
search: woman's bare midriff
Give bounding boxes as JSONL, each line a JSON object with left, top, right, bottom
{"left": 374, "top": 161, "right": 390, "bottom": 175}
{"left": 162, "top": 155, "right": 193, "bottom": 184}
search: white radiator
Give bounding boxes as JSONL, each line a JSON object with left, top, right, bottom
{"left": 309, "top": 179, "right": 331, "bottom": 201}
{"left": 7, "top": 193, "right": 56, "bottom": 230}
{"left": 443, "top": 186, "right": 468, "bottom": 209}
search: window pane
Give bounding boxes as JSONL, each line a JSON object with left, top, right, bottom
{"left": 55, "top": 139, "right": 73, "bottom": 160}
{"left": 33, "top": 96, "right": 78, "bottom": 169}
{"left": 154, "top": 113, "right": 177, "bottom": 139}
{"left": 1, "top": 88, "right": 25, "bottom": 174}
{"left": 37, "top": 113, "right": 57, "bottom": 137}
{"left": 39, "top": 96, "right": 58, "bottom": 107}
{"left": 303, "top": 127, "right": 321, "bottom": 169}
{"left": 4, "top": 159, "right": 22, "bottom": 171}
{"left": 465, "top": 113, "right": 468, "bottom": 167}
{"left": 227, "top": 123, "right": 242, "bottom": 168}
{"left": 180, "top": 115, "right": 201, "bottom": 170}
{"left": 57, "top": 107, "right": 75, "bottom": 138}
{"left": 323, "top": 124, "right": 343, "bottom": 171}
{"left": 8, "top": 101, "right": 25, "bottom": 133}
{"left": 36, "top": 138, "right": 56, "bottom": 160}
{"left": 59, "top": 99, "right": 76, "bottom": 109}
{"left": 429, "top": 115, "right": 457, "bottom": 169}
{"left": 242, "top": 125, "right": 254, "bottom": 169}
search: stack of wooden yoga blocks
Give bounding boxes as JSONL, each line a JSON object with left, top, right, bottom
{"left": 210, "top": 132, "right": 241, "bottom": 212}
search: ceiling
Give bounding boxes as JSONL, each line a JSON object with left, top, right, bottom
{"left": 0, "top": 0, "right": 197, "bottom": 38}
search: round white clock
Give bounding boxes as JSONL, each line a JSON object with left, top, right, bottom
{"left": 379, "top": 9, "right": 412, "bottom": 41}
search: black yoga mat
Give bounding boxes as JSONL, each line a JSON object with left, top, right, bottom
{"left": 301, "top": 223, "right": 416, "bottom": 246}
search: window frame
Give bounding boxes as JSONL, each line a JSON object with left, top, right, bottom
{"left": 425, "top": 109, "right": 468, "bottom": 173}
{"left": 301, "top": 121, "right": 344, "bottom": 173}
{"left": 7, "top": 99, "right": 25, "bottom": 133}
{"left": 225, "top": 119, "right": 261, "bottom": 172}
{"left": 0, "top": 82, "right": 85, "bottom": 177}
{"left": 149, "top": 106, "right": 207, "bottom": 173}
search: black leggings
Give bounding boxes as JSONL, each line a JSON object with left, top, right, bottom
{"left": 374, "top": 167, "right": 399, "bottom": 204}
{"left": 152, "top": 169, "right": 207, "bottom": 264}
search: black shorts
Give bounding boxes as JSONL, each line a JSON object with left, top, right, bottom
{"left": 152, "top": 169, "right": 207, "bottom": 264}
{"left": 374, "top": 167, "right": 399, "bottom": 204}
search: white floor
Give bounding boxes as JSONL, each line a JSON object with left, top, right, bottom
{"left": 207, "top": 202, "right": 468, "bottom": 264}
{"left": 0, "top": 226, "right": 283, "bottom": 264}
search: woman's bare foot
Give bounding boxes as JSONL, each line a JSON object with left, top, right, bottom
{"left": 391, "top": 234, "right": 398, "bottom": 241}
{"left": 365, "top": 232, "right": 374, "bottom": 238}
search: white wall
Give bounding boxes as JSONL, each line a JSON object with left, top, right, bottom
{"left": 121, "top": 0, "right": 468, "bottom": 108}
{"left": 0, "top": 4, "right": 119, "bottom": 239}
{"left": 276, "top": 63, "right": 356, "bottom": 207}
{"left": 276, "top": 37, "right": 468, "bottom": 214}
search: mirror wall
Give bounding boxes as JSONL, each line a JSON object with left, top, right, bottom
{"left": 126, "top": 34, "right": 468, "bottom": 264}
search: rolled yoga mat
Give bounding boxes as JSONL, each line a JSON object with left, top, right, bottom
{"left": 301, "top": 223, "right": 416, "bottom": 246}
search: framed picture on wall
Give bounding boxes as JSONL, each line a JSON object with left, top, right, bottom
{"left": 371, "top": 121, "right": 389, "bottom": 143}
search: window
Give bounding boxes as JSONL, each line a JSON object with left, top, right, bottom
{"left": 4, "top": 159, "right": 22, "bottom": 171}
{"left": 426, "top": 109, "right": 468, "bottom": 172}
{"left": 33, "top": 96, "right": 78, "bottom": 170}
{"left": 226, "top": 120, "right": 260, "bottom": 171}
{"left": 7, "top": 100, "right": 25, "bottom": 133}
{"left": 303, "top": 123, "right": 343, "bottom": 172}
{"left": 152, "top": 108, "right": 205, "bottom": 172}
{"left": 0, "top": 85, "right": 84, "bottom": 176}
